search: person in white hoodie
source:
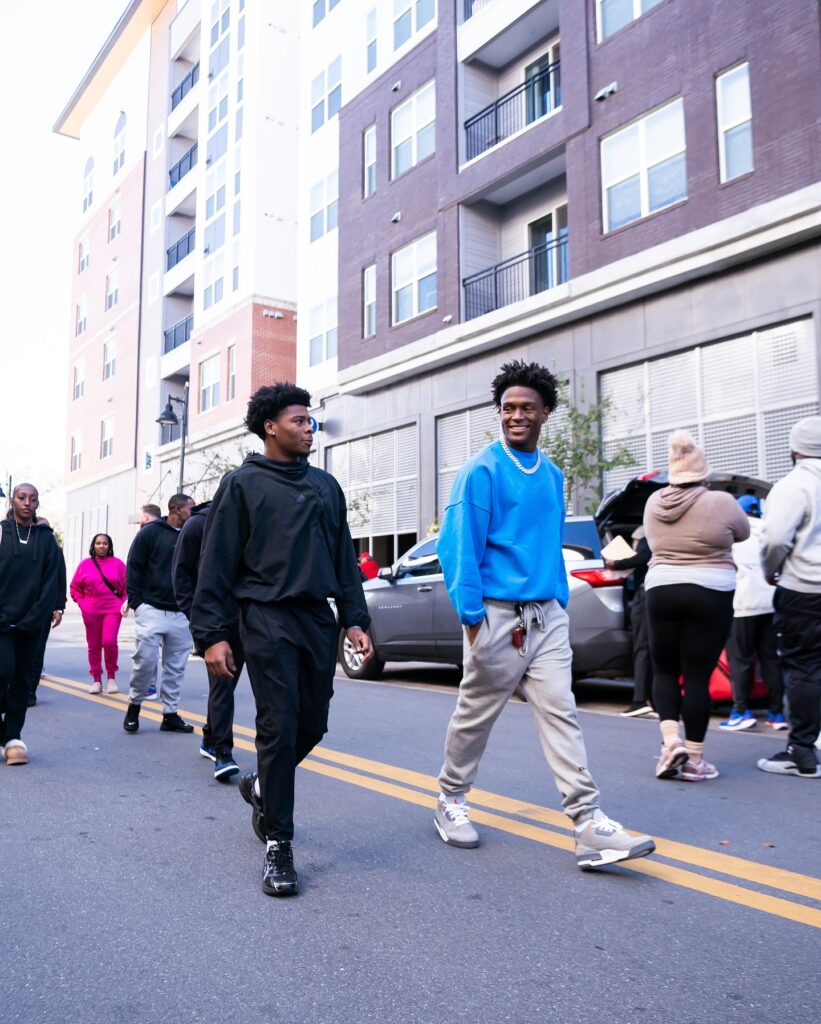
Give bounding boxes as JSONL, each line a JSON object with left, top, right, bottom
{"left": 756, "top": 416, "right": 821, "bottom": 779}
{"left": 719, "top": 495, "right": 786, "bottom": 732}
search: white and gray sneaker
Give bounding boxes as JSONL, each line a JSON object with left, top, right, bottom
{"left": 434, "top": 794, "right": 480, "bottom": 849}
{"left": 575, "top": 810, "right": 655, "bottom": 870}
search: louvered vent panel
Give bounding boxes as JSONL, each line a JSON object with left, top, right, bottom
{"left": 758, "top": 320, "right": 816, "bottom": 407}
{"left": 703, "top": 415, "right": 759, "bottom": 476}
{"left": 701, "top": 335, "right": 754, "bottom": 417}
{"left": 601, "top": 364, "right": 645, "bottom": 439}
{"left": 764, "top": 403, "right": 819, "bottom": 482}
{"left": 649, "top": 350, "right": 696, "bottom": 424}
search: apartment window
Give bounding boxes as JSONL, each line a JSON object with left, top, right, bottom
{"left": 210, "top": 0, "right": 229, "bottom": 46}
{"left": 237, "top": 54, "right": 244, "bottom": 101}
{"left": 208, "top": 72, "right": 229, "bottom": 132}
{"left": 394, "top": 0, "right": 435, "bottom": 50}
{"left": 313, "top": 0, "right": 341, "bottom": 25}
{"left": 209, "top": 35, "right": 230, "bottom": 79}
{"left": 199, "top": 353, "right": 220, "bottom": 411}
{"left": 227, "top": 345, "right": 236, "bottom": 400}
{"left": 601, "top": 97, "right": 686, "bottom": 232}
{"left": 309, "top": 172, "right": 339, "bottom": 242}
{"left": 205, "top": 162, "right": 227, "bottom": 220}
{"left": 105, "top": 269, "right": 119, "bottom": 310}
{"left": 366, "top": 8, "right": 377, "bottom": 73}
{"left": 78, "top": 236, "right": 90, "bottom": 274}
{"left": 108, "top": 200, "right": 122, "bottom": 242}
{"left": 363, "top": 264, "right": 376, "bottom": 338}
{"left": 73, "top": 361, "right": 85, "bottom": 400}
{"left": 392, "top": 232, "right": 436, "bottom": 324}
{"left": 203, "top": 253, "right": 225, "bottom": 310}
{"left": 311, "top": 57, "right": 342, "bottom": 133}
{"left": 207, "top": 124, "right": 229, "bottom": 165}
{"left": 103, "top": 336, "right": 117, "bottom": 380}
{"left": 597, "top": 0, "right": 663, "bottom": 41}
{"left": 82, "top": 157, "right": 94, "bottom": 212}
{"left": 363, "top": 124, "right": 377, "bottom": 197}
{"left": 717, "top": 63, "right": 753, "bottom": 183}
{"left": 75, "top": 299, "right": 87, "bottom": 337}
{"left": 525, "top": 43, "right": 561, "bottom": 124}
{"left": 232, "top": 241, "right": 240, "bottom": 291}
{"left": 112, "top": 111, "right": 126, "bottom": 175}
{"left": 308, "top": 299, "right": 338, "bottom": 366}
{"left": 204, "top": 214, "right": 226, "bottom": 254}
{"left": 70, "top": 434, "right": 82, "bottom": 472}
{"left": 100, "top": 417, "right": 114, "bottom": 459}
{"left": 233, "top": 200, "right": 241, "bottom": 236}
{"left": 237, "top": 15, "right": 245, "bottom": 49}
{"left": 391, "top": 81, "right": 435, "bottom": 179}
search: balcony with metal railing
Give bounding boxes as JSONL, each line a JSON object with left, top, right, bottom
{"left": 463, "top": 235, "right": 568, "bottom": 321}
{"left": 163, "top": 314, "right": 194, "bottom": 354}
{"left": 171, "top": 62, "right": 199, "bottom": 110}
{"left": 168, "top": 142, "right": 198, "bottom": 189}
{"left": 166, "top": 228, "right": 196, "bottom": 272}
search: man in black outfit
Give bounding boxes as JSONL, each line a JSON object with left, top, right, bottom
{"left": 173, "top": 500, "right": 245, "bottom": 782}
{"left": 607, "top": 527, "right": 653, "bottom": 717}
{"left": 191, "top": 383, "right": 372, "bottom": 896}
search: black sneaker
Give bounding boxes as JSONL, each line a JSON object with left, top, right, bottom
{"left": 621, "top": 701, "right": 656, "bottom": 718}
{"left": 123, "top": 703, "right": 141, "bottom": 733}
{"left": 214, "top": 756, "right": 240, "bottom": 782}
{"left": 262, "top": 841, "right": 298, "bottom": 897}
{"left": 160, "top": 712, "right": 194, "bottom": 733}
{"left": 757, "top": 745, "right": 821, "bottom": 778}
{"left": 239, "top": 772, "right": 266, "bottom": 843}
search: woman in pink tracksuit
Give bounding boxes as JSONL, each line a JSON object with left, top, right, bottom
{"left": 69, "top": 534, "right": 127, "bottom": 694}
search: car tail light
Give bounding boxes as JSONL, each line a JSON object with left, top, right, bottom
{"left": 570, "top": 569, "right": 624, "bottom": 587}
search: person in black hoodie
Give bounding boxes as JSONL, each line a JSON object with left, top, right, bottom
{"left": 173, "top": 500, "right": 245, "bottom": 782}
{"left": 191, "top": 383, "right": 372, "bottom": 897}
{"left": 0, "top": 483, "right": 61, "bottom": 764}
{"left": 20, "top": 512, "right": 67, "bottom": 708}
{"left": 123, "top": 493, "right": 195, "bottom": 734}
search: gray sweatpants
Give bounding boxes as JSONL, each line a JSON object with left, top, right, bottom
{"left": 438, "top": 599, "right": 600, "bottom": 824}
{"left": 127, "top": 604, "right": 191, "bottom": 713}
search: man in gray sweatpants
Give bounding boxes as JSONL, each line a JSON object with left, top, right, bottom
{"left": 434, "top": 360, "right": 655, "bottom": 869}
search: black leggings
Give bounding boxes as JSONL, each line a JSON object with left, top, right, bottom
{"left": 646, "top": 584, "right": 734, "bottom": 742}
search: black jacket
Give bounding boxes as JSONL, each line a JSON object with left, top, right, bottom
{"left": 611, "top": 537, "right": 651, "bottom": 589}
{"left": 0, "top": 519, "right": 61, "bottom": 633}
{"left": 171, "top": 502, "right": 211, "bottom": 619}
{"left": 190, "top": 453, "right": 369, "bottom": 651}
{"left": 126, "top": 518, "right": 183, "bottom": 611}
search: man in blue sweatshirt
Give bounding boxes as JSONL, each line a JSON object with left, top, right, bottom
{"left": 434, "top": 360, "right": 655, "bottom": 869}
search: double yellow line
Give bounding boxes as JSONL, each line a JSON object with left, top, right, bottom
{"left": 42, "top": 673, "right": 821, "bottom": 929}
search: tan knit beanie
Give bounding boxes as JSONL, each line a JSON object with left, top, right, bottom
{"left": 667, "top": 430, "right": 709, "bottom": 484}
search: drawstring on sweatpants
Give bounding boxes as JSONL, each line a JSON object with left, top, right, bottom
{"left": 519, "top": 601, "right": 546, "bottom": 657}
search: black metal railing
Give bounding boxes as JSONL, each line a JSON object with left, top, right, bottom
{"left": 463, "top": 236, "right": 568, "bottom": 320}
{"left": 171, "top": 62, "right": 200, "bottom": 110}
{"left": 163, "top": 314, "right": 194, "bottom": 354}
{"left": 166, "top": 228, "right": 196, "bottom": 271}
{"left": 464, "top": 60, "right": 561, "bottom": 161}
{"left": 168, "top": 142, "right": 198, "bottom": 188}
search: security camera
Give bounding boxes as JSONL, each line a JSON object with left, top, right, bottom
{"left": 594, "top": 81, "right": 618, "bottom": 102}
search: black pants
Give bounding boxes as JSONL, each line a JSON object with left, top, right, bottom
{"left": 630, "top": 585, "right": 652, "bottom": 705}
{"left": 201, "top": 625, "right": 245, "bottom": 758}
{"left": 239, "top": 599, "right": 337, "bottom": 842}
{"left": 0, "top": 628, "right": 42, "bottom": 744}
{"left": 773, "top": 587, "right": 821, "bottom": 752}
{"left": 646, "top": 584, "right": 734, "bottom": 743}
{"left": 726, "top": 613, "right": 783, "bottom": 714}
{"left": 28, "top": 618, "right": 52, "bottom": 698}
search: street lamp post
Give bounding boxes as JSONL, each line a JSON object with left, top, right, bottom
{"left": 156, "top": 381, "right": 190, "bottom": 493}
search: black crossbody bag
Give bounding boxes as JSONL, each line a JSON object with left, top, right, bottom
{"left": 92, "top": 557, "right": 124, "bottom": 599}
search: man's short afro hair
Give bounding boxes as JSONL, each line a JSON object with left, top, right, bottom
{"left": 245, "top": 382, "right": 312, "bottom": 441}
{"left": 491, "top": 359, "right": 558, "bottom": 412}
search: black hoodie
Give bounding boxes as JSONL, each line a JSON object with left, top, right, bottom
{"left": 126, "top": 517, "right": 183, "bottom": 611}
{"left": 190, "top": 453, "right": 369, "bottom": 651}
{"left": 0, "top": 519, "right": 61, "bottom": 633}
{"left": 171, "top": 501, "right": 211, "bottom": 619}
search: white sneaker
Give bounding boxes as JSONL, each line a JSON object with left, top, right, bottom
{"left": 88, "top": 681, "right": 102, "bottom": 694}
{"left": 4, "top": 740, "right": 28, "bottom": 765}
{"left": 575, "top": 811, "right": 655, "bottom": 869}
{"left": 434, "top": 794, "right": 479, "bottom": 849}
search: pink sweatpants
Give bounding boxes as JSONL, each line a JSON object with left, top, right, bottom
{"left": 82, "top": 611, "right": 122, "bottom": 681}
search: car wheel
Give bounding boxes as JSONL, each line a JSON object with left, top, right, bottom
{"left": 337, "top": 630, "right": 385, "bottom": 680}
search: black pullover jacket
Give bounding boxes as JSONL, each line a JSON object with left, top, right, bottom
{"left": 171, "top": 501, "right": 211, "bottom": 619}
{"left": 126, "top": 518, "right": 183, "bottom": 611}
{"left": 190, "top": 453, "right": 369, "bottom": 651}
{"left": 0, "top": 519, "right": 61, "bottom": 633}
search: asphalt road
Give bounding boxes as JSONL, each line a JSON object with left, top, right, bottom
{"left": 1, "top": 613, "right": 818, "bottom": 1024}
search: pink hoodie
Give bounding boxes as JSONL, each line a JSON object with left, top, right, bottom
{"left": 70, "top": 556, "right": 127, "bottom": 615}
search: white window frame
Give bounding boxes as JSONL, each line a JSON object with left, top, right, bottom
{"left": 596, "top": 0, "right": 663, "bottom": 43}
{"left": 73, "top": 360, "right": 85, "bottom": 400}
{"left": 75, "top": 299, "right": 87, "bottom": 337}
{"left": 199, "top": 353, "right": 221, "bottom": 411}
{"left": 394, "top": 0, "right": 436, "bottom": 51}
{"left": 601, "top": 97, "right": 686, "bottom": 233}
{"left": 716, "top": 62, "right": 753, "bottom": 183}
{"left": 366, "top": 8, "right": 378, "bottom": 73}
{"left": 208, "top": 71, "right": 229, "bottom": 133}
{"left": 108, "top": 200, "right": 121, "bottom": 242}
{"left": 103, "top": 336, "right": 117, "bottom": 380}
{"left": 82, "top": 157, "right": 94, "bottom": 213}
{"left": 309, "top": 172, "right": 339, "bottom": 242}
{"left": 70, "top": 433, "right": 82, "bottom": 472}
{"left": 100, "top": 417, "right": 114, "bottom": 459}
{"left": 105, "top": 269, "right": 119, "bottom": 310}
{"left": 78, "top": 236, "right": 90, "bottom": 273}
{"left": 311, "top": 57, "right": 342, "bottom": 133}
{"left": 112, "top": 112, "right": 126, "bottom": 175}
{"left": 363, "top": 124, "right": 377, "bottom": 197}
{"left": 391, "top": 80, "right": 435, "bottom": 179}
{"left": 391, "top": 231, "right": 437, "bottom": 325}
{"left": 363, "top": 264, "right": 376, "bottom": 338}
{"left": 308, "top": 298, "right": 338, "bottom": 366}
{"left": 227, "top": 344, "right": 236, "bottom": 400}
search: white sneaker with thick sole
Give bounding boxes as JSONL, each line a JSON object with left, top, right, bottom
{"left": 575, "top": 811, "right": 655, "bottom": 869}
{"left": 434, "top": 794, "right": 480, "bottom": 849}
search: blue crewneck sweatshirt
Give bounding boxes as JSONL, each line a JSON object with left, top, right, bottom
{"left": 437, "top": 440, "right": 568, "bottom": 625}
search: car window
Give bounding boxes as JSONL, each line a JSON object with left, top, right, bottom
{"left": 396, "top": 538, "right": 441, "bottom": 578}
{"left": 562, "top": 518, "right": 602, "bottom": 558}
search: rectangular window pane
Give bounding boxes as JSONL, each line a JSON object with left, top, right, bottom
{"left": 309, "top": 335, "right": 323, "bottom": 365}
{"left": 326, "top": 327, "right": 338, "bottom": 359}
{"left": 602, "top": 122, "right": 639, "bottom": 185}
{"left": 328, "top": 85, "right": 341, "bottom": 119}
{"left": 607, "top": 176, "right": 641, "bottom": 230}
{"left": 418, "top": 271, "right": 436, "bottom": 312}
{"left": 721, "top": 66, "right": 752, "bottom": 125}
{"left": 600, "top": 0, "right": 632, "bottom": 38}
{"left": 647, "top": 151, "right": 686, "bottom": 211}
{"left": 724, "top": 121, "right": 753, "bottom": 179}
{"left": 416, "top": 0, "right": 435, "bottom": 29}
{"left": 394, "top": 284, "right": 413, "bottom": 323}
{"left": 367, "top": 39, "right": 377, "bottom": 73}
{"left": 394, "top": 10, "right": 411, "bottom": 48}
{"left": 645, "top": 100, "right": 685, "bottom": 165}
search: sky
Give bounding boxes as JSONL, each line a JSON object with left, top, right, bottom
{"left": 0, "top": 0, "right": 127, "bottom": 524}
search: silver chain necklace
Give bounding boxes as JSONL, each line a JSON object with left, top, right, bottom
{"left": 500, "top": 438, "right": 542, "bottom": 475}
{"left": 15, "top": 520, "right": 33, "bottom": 545}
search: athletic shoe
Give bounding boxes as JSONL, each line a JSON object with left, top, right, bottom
{"left": 239, "top": 772, "right": 266, "bottom": 843}
{"left": 621, "top": 702, "right": 657, "bottom": 718}
{"left": 765, "top": 713, "right": 788, "bottom": 731}
{"left": 145, "top": 686, "right": 158, "bottom": 701}
{"left": 575, "top": 811, "right": 655, "bottom": 870}
{"left": 123, "top": 703, "right": 140, "bottom": 733}
{"left": 26, "top": 694, "right": 37, "bottom": 708}
{"left": 199, "top": 741, "right": 217, "bottom": 762}
{"left": 262, "top": 841, "right": 298, "bottom": 897}
{"left": 160, "top": 713, "right": 194, "bottom": 733}
{"left": 434, "top": 794, "right": 480, "bottom": 849}
{"left": 719, "top": 709, "right": 756, "bottom": 731}
{"left": 679, "top": 757, "right": 719, "bottom": 781}
{"left": 105, "top": 680, "right": 118, "bottom": 695}
{"left": 757, "top": 745, "right": 821, "bottom": 779}
{"left": 214, "top": 757, "right": 240, "bottom": 782}
{"left": 4, "top": 740, "right": 28, "bottom": 766}
{"left": 88, "top": 680, "right": 102, "bottom": 695}
{"left": 655, "top": 741, "right": 689, "bottom": 779}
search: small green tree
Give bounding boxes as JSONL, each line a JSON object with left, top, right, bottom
{"left": 543, "top": 381, "right": 634, "bottom": 512}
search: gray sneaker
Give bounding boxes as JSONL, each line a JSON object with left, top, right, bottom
{"left": 575, "top": 811, "right": 655, "bottom": 870}
{"left": 434, "top": 795, "right": 479, "bottom": 848}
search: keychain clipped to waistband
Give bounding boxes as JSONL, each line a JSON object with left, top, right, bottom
{"left": 512, "top": 603, "right": 527, "bottom": 649}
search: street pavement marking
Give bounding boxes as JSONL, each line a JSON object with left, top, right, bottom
{"left": 41, "top": 674, "right": 821, "bottom": 928}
